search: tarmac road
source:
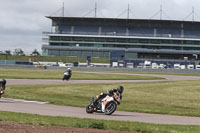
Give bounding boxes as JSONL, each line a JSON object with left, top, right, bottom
{"left": 1, "top": 73, "right": 200, "bottom": 125}
{"left": 6, "top": 72, "right": 200, "bottom": 85}
{"left": 0, "top": 98, "right": 200, "bottom": 125}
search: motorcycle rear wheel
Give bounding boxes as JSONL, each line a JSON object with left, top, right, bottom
{"left": 104, "top": 102, "right": 117, "bottom": 115}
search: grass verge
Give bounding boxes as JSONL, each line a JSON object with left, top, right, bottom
{"left": 0, "top": 68, "right": 163, "bottom": 80}
{"left": 0, "top": 111, "right": 199, "bottom": 133}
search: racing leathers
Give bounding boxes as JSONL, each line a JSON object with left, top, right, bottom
{"left": 93, "top": 88, "right": 122, "bottom": 106}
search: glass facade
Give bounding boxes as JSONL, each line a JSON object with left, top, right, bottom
{"left": 49, "top": 36, "right": 200, "bottom": 50}
{"left": 49, "top": 36, "right": 200, "bottom": 46}
{"left": 125, "top": 52, "right": 138, "bottom": 59}
{"left": 44, "top": 34, "right": 200, "bottom": 59}
{"left": 42, "top": 17, "right": 200, "bottom": 60}
{"left": 47, "top": 49, "right": 109, "bottom": 58}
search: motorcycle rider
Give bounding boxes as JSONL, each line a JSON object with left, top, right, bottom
{"left": 62, "top": 68, "right": 72, "bottom": 81}
{"left": 0, "top": 79, "right": 6, "bottom": 90}
{"left": 0, "top": 79, "right": 6, "bottom": 98}
{"left": 93, "top": 85, "right": 124, "bottom": 106}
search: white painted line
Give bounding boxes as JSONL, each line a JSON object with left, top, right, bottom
{"left": 0, "top": 97, "right": 47, "bottom": 104}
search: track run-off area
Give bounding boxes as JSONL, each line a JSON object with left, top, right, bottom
{"left": 1, "top": 72, "right": 200, "bottom": 125}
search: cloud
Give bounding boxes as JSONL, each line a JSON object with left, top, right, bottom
{"left": 0, "top": 34, "right": 42, "bottom": 54}
{"left": 0, "top": 0, "right": 199, "bottom": 54}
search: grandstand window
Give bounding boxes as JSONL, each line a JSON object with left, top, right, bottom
{"left": 116, "top": 45, "right": 128, "bottom": 48}
{"left": 68, "top": 43, "right": 75, "bottom": 47}
{"left": 55, "top": 43, "right": 65, "bottom": 46}
{"left": 171, "top": 40, "right": 181, "bottom": 45}
{"left": 84, "top": 37, "right": 95, "bottom": 42}
{"left": 103, "top": 52, "right": 109, "bottom": 58}
{"left": 183, "top": 40, "right": 193, "bottom": 45}
{"left": 81, "top": 51, "right": 93, "bottom": 58}
{"left": 77, "top": 51, "right": 82, "bottom": 57}
{"left": 161, "top": 40, "right": 173, "bottom": 44}
{"left": 130, "top": 45, "right": 142, "bottom": 48}
{"left": 95, "top": 38, "right": 105, "bottom": 42}
{"left": 117, "top": 38, "right": 128, "bottom": 43}
{"left": 103, "top": 44, "right": 113, "bottom": 47}
{"left": 183, "top": 47, "right": 190, "bottom": 50}
{"left": 42, "top": 50, "right": 48, "bottom": 56}
{"left": 91, "top": 51, "right": 109, "bottom": 58}
{"left": 93, "top": 44, "right": 103, "bottom": 47}
{"left": 101, "top": 52, "right": 106, "bottom": 57}
{"left": 49, "top": 43, "right": 55, "bottom": 46}
{"left": 193, "top": 41, "right": 200, "bottom": 45}
{"left": 60, "top": 50, "right": 71, "bottom": 56}
{"left": 73, "top": 25, "right": 98, "bottom": 34}
{"left": 139, "top": 39, "right": 149, "bottom": 43}
{"left": 73, "top": 37, "right": 83, "bottom": 41}
{"left": 59, "top": 25, "right": 72, "bottom": 33}
{"left": 49, "top": 43, "right": 64, "bottom": 46}
{"left": 125, "top": 52, "right": 137, "bottom": 59}
{"left": 173, "top": 46, "right": 182, "bottom": 50}
{"left": 49, "top": 50, "right": 60, "bottom": 56}
{"left": 106, "top": 38, "right": 116, "bottom": 42}
{"left": 71, "top": 51, "right": 79, "bottom": 56}
{"left": 50, "top": 36, "right": 61, "bottom": 41}
{"left": 149, "top": 40, "right": 160, "bottom": 44}
{"left": 79, "top": 44, "right": 93, "bottom": 47}
{"left": 61, "top": 37, "right": 72, "bottom": 41}
{"left": 92, "top": 51, "right": 100, "bottom": 57}
{"left": 129, "top": 39, "right": 139, "bottom": 43}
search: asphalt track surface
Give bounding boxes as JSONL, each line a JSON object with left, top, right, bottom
{"left": 6, "top": 72, "right": 200, "bottom": 85}
{"left": 1, "top": 73, "right": 200, "bottom": 125}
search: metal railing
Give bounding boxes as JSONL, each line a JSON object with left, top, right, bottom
{"left": 42, "top": 31, "right": 200, "bottom": 39}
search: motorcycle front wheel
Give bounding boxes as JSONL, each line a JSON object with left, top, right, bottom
{"left": 104, "top": 102, "right": 117, "bottom": 115}
{"left": 86, "top": 105, "right": 94, "bottom": 114}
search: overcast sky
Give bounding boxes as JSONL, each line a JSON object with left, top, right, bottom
{"left": 0, "top": 0, "right": 199, "bottom": 54}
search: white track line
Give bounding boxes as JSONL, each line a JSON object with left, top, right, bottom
{"left": 0, "top": 97, "right": 47, "bottom": 104}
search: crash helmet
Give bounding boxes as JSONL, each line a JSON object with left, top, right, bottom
{"left": 67, "top": 68, "right": 71, "bottom": 70}
{"left": 1, "top": 79, "right": 6, "bottom": 85}
{"left": 117, "top": 86, "right": 124, "bottom": 94}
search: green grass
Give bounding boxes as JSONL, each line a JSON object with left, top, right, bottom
{"left": 131, "top": 71, "right": 200, "bottom": 76}
{"left": 0, "top": 111, "right": 200, "bottom": 133}
{"left": 4, "top": 80, "right": 200, "bottom": 117}
{"left": 0, "top": 68, "right": 163, "bottom": 80}
{"left": 1, "top": 68, "right": 200, "bottom": 132}
{"left": 100, "top": 70, "right": 200, "bottom": 77}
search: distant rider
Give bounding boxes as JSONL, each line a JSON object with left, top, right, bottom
{"left": 93, "top": 86, "right": 124, "bottom": 105}
{"left": 62, "top": 68, "right": 72, "bottom": 81}
{"left": 0, "top": 79, "right": 6, "bottom": 98}
{"left": 0, "top": 79, "right": 6, "bottom": 90}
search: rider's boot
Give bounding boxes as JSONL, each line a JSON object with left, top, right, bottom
{"left": 90, "top": 96, "right": 95, "bottom": 106}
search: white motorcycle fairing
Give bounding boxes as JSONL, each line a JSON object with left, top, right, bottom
{"left": 101, "top": 95, "right": 114, "bottom": 112}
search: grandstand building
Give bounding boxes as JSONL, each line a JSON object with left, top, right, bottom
{"left": 42, "top": 17, "right": 200, "bottom": 66}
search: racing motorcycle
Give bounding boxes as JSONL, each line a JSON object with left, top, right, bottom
{"left": 0, "top": 79, "right": 6, "bottom": 98}
{"left": 86, "top": 92, "right": 121, "bottom": 115}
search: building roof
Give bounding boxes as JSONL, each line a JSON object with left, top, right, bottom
{"left": 46, "top": 16, "right": 200, "bottom": 28}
